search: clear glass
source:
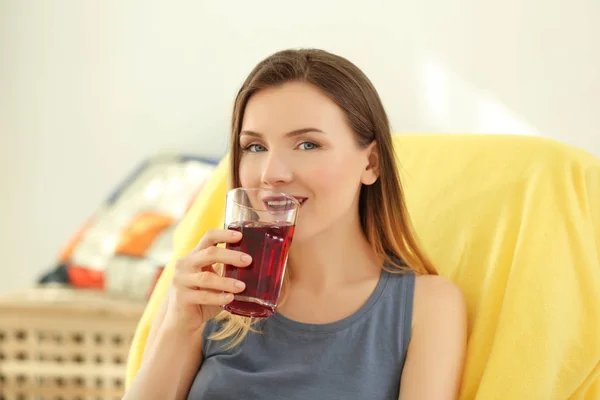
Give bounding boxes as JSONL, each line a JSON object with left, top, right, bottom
{"left": 222, "top": 188, "right": 299, "bottom": 318}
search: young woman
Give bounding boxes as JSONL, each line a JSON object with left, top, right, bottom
{"left": 124, "top": 48, "right": 467, "bottom": 399}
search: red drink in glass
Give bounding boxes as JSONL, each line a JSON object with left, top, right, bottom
{"left": 223, "top": 221, "right": 294, "bottom": 318}
{"left": 221, "top": 188, "right": 299, "bottom": 318}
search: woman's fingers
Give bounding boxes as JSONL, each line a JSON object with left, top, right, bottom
{"left": 169, "top": 229, "right": 251, "bottom": 309}
{"left": 184, "top": 287, "right": 237, "bottom": 307}
{"left": 192, "top": 229, "right": 242, "bottom": 252}
{"left": 187, "top": 245, "right": 252, "bottom": 271}
{"left": 183, "top": 270, "right": 246, "bottom": 293}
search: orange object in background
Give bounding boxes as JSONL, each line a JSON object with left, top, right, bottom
{"left": 67, "top": 264, "right": 104, "bottom": 289}
{"left": 58, "top": 218, "right": 94, "bottom": 263}
{"left": 116, "top": 213, "right": 175, "bottom": 258}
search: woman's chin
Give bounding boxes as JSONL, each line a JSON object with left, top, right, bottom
{"left": 291, "top": 220, "right": 326, "bottom": 245}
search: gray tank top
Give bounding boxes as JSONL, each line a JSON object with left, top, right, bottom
{"left": 188, "top": 269, "right": 415, "bottom": 399}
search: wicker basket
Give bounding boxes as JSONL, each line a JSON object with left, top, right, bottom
{"left": 0, "top": 286, "right": 145, "bottom": 400}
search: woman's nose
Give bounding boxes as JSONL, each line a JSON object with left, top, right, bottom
{"left": 261, "top": 152, "right": 293, "bottom": 186}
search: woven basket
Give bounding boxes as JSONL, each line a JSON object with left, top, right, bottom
{"left": 0, "top": 286, "right": 145, "bottom": 400}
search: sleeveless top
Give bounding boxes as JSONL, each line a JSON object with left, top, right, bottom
{"left": 188, "top": 269, "right": 416, "bottom": 399}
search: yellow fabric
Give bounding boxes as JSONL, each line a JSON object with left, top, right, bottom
{"left": 126, "top": 134, "right": 600, "bottom": 399}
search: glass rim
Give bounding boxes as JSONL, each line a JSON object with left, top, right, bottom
{"left": 227, "top": 187, "right": 300, "bottom": 212}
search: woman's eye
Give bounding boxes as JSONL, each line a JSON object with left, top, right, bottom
{"left": 244, "top": 144, "right": 267, "bottom": 152}
{"left": 298, "top": 142, "right": 319, "bottom": 150}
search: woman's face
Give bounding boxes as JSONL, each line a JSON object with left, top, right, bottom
{"left": 238, "top": 82, "right": 378, "bottom": 242}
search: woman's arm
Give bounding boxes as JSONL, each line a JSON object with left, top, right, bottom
{"left": 141, "top": 289, "right": 170, "bottom": 365}
{"left": 124, "top": 291, "right": 204, "bottom": 400}
{"left": 124, "top": 228, "right": 250, "bottom": 399}
{"left": 399, "top": 275, "right": 468, "bottom": 400}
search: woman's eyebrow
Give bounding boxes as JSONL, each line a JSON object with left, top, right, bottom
{"left": 240, "top": 128, "right": 325, "bottom": 138}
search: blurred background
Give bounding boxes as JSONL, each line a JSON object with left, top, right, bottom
{"left": 1, "top": 0, "right": 599, "bottom": 294}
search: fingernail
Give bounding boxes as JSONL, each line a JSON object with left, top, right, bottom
{"left": 231, "top": 230, "right": 242, "bottom": 237}
{"left": 223, "top": 293, "right": 234, "bottom": 300}
{"left": 241, "top": 254, "right": 252, "bottom": 262}
{"left": 234, "top": 281, "right": 245, "bottom": 289}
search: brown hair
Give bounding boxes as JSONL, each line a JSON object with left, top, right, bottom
{"left": 211, "top": 48, "right": 437, "bottom": 346}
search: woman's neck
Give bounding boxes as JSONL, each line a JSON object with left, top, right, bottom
{"left": 286, "top": 214, "right": 381, "bottom": 294}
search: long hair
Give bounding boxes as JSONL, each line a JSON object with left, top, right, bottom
{"left": 211, "top": 48, "right": 437, "bottom": 347}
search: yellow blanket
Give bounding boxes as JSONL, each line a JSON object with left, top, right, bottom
{"left": 126, "top": 134, "right": 600, "bottom": 399}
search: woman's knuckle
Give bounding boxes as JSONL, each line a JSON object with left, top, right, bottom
{"left": 197, "top": 291, "right": 211, "bottom": 305}
{"left": 196, "top": 271, "right": 212, "bottom": 286}
{"left": 174, "top": 258, "right": 186, "bottom": 271}
{"left": 171, "top": 274, "right": 182, "bottom": 287}
{"left": 172, "top": 288, "right": 185, "bottom": 305}
{"left": 204, "top": 245, "right": 218, "bottom": 257}
{"left": 206, "top": 229, "right": 218, "bottom": 238}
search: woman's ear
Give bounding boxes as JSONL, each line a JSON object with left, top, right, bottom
{"left": 361, "top": 141, "right": 380, "bottom": 185}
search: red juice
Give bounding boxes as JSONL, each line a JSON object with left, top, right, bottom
{"left": 223, "top": 221, "right": 294, "bottom": 318}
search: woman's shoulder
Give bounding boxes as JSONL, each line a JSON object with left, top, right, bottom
{"left": 399, "top": 274, "right": 468, "bottom": 397}
{"left": 413, "top": 274, "right": 467, "bottom": 330}
{"left": 414, "top": 274, "right": 463, "bottom": 295}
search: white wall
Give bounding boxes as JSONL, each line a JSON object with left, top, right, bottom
{"left": 1, "top": 0, "right": 599, "bottom": 293}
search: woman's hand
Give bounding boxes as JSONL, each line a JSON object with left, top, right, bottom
{"left": 163, "top": 229, "right": 251, "bottom": 335}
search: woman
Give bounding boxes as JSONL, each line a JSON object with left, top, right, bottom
{"left": 124, "top": 49, "right": 467, "bottom": 399}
